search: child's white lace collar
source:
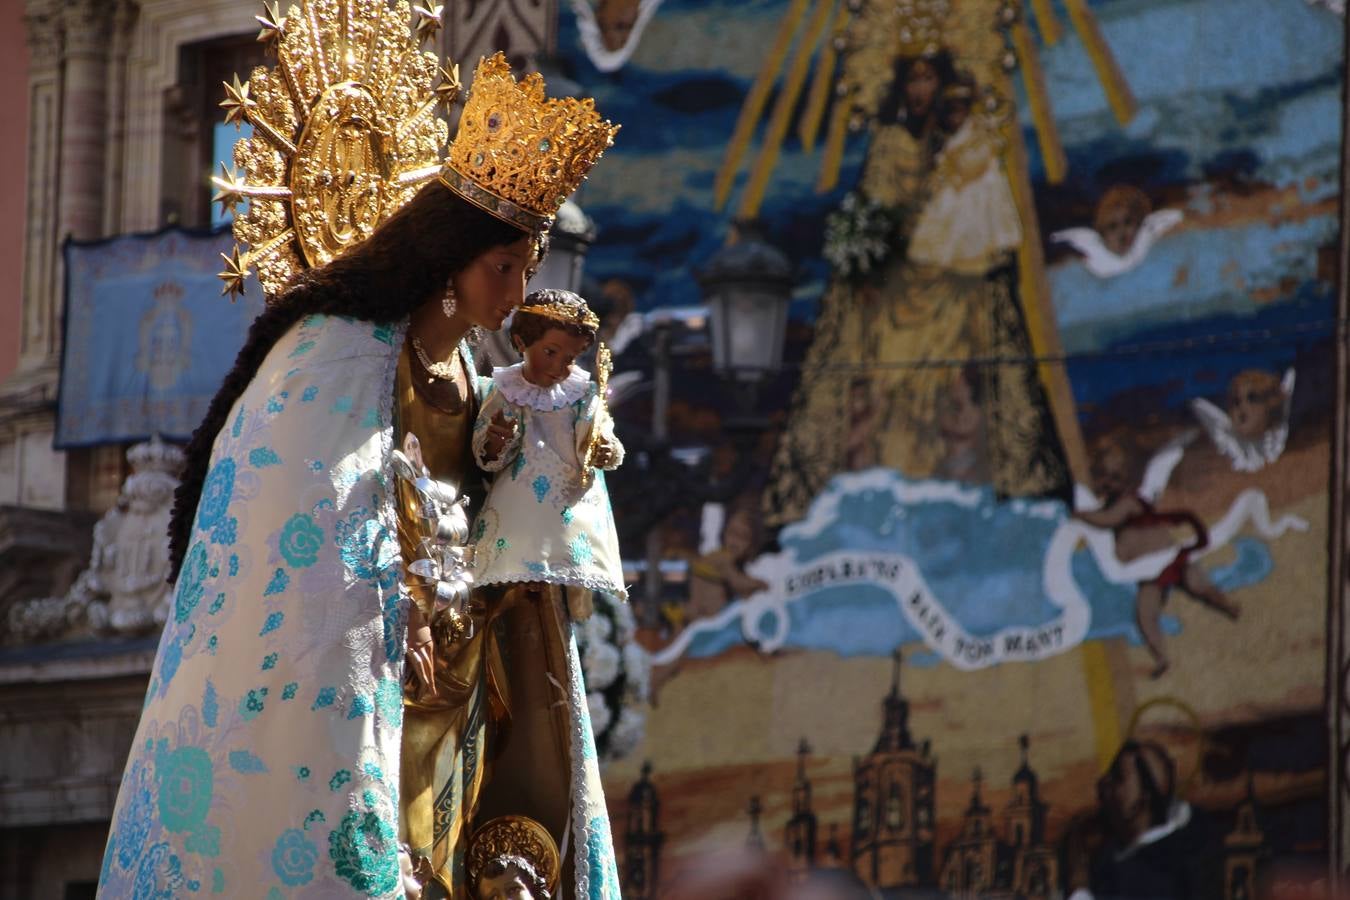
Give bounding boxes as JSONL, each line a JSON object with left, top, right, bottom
{"left": 492, "top": 364, "right": 592, "bottom": 411}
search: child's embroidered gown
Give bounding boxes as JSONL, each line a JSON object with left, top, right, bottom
{"left": 471, "top": 363, "right": 627, "bottom": 600}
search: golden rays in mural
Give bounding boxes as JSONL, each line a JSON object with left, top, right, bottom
{"left": 715, "top": 0, "right": 1138, "bottom": 219}
{"left": 212, "top": 0, "right": 459, "bottom": 298}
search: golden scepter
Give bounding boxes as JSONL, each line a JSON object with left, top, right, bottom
{"left": 579, "top": 342, "right": 613, "bottom": 490}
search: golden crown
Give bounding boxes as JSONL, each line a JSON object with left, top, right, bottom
{"left": 440, "top": 53, "right": 620, "bottom": 233}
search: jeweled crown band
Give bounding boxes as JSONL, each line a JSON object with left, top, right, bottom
{"left": 519, "top": 302, "right": 600, "bottom": 331}
{"left": 439, "top": 165, "right": 553, "bottom": 234}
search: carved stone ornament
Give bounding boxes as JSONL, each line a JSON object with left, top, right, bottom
{"left": 6, "top": 436, "right": 185, "bottom": 643}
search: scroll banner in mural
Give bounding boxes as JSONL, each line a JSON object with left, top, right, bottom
{"left": 57, "top": 228, "right": 264, "bottom": 448}
{"left": 653, "top": 469, "right": 1308, "bottom": 670}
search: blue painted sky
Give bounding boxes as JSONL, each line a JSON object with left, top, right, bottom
{"left": 558, "top": 0, "right": 1342, "bottom": 351}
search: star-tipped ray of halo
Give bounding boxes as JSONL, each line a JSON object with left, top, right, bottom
{"left": 435, "top": 62, "right": 462, "bottom": 111}
{"left": 211, "top": 163, "right": 246, "bottom": 217}
{"left": 413, "top": 4, "right": 444, "bottom": 45}
{"left": 255, "top": 0, "right": 287, "bottom": 46}
{"left": 219, "top": 74, "right": 255, "bottom": 128}
{"left": 218, "top": 245, "right": 250, "bottom": 299}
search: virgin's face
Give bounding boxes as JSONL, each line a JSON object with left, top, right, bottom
{"left": 451, "top": 236, "right": 533, "bottom": 331}
{"left": 905, "top": 61, "right": 941, "bottom": 118}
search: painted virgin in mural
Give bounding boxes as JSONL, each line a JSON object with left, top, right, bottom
{"left": 762, "top": 14, "right": 1073, "bottom": 526}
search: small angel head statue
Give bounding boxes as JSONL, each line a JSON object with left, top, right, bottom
{"left": 468, "top": 816, "right": 560, "bottom": 900}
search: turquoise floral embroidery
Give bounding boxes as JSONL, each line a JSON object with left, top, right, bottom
{"left": 569, "top": 533, "right": 594, "bottom": 566}
{"left": 228, "top": 750, "right": 268, "bottom": 774}
{"left": 288, "top": 340, "right": 316, "bottom": 358}
{"left": 511, "top": 450, "right": 527, "bottom": 480}
{"left": 347, "top": 695, "right": 373, "bottom": 720}
{"left": 328, "top": 803, "right": 398, "bottom": 894}
{"left": 261, "top": 653, "right": 277, "bottom": 670}
{"left": 372, "top": 324, "right": 396, "bottom": 345}
{"left": 304, "top": 810, "right": 326, "bottom": 830}
{"left": 332, "top": 396, "right": 354, "bottom": 414}
{"left": 272, "top": 828, "right": 318, "bottom": 886}
{"left": 228, "top": 554, "right": 239, "bottom": 577}
{"left": 209, "top": 592, "right": 226, "bottom": 614}
{"left": 155, "top": 746, "right": 213, "bottom": 833}
{"left": 381, "top": 591, "right": 401, "bottom": 662}
{"left": 159, "top": 638, "right": 183, "bottom": 691}
{"left": 260, "top": 611, "right": 285, "bottom": 635}
{"left": 375, "top": 679, "right": 403, "bottom": 728}
{"left": 294, "top": 766, "right": 311, "bottom": 780}
{"left": 210, "top": 516, "right": 237, "bottom": 546}
{"left": 133, "top": 841, "right": 177, "bottom": 899}
{"left": 337, "top": 518, "right": 398, "bottom": 590}
{"left": 197, "top": 458, "right": 236, "bottom": 531}
{"left": 279, "top": 513, "right": 324, "bottom": 568}
{"left": 301, "top": 385, "right": 318, "bottom": 402}
{"left": 231, "top": 408, "right": 244, "bottom": 438}
{"left": 202, "top": 681, "right": 218, "bottom": 727}
{"left": 562, "top": 506, "right": 575, "bottom": 525}
{"left": 312, "top": 687, "right": 336, "bottom": 710}
{"left": 587, "top": 814, "right": 621, "bottom": 896}
{"left": 248, "top": 447, "right": 282, "bottom": 468}
{"left": 473, "top": 519, "right": 487, "bottom": 541}
{"left": 185, "top": 825, "right": 221, "bottom": 858}
{"left": 495, "top": 537, "right": 509, "bottom": 550}
{"left": 240, "top": 687, "right": 269, "bottom": 721}
{"left": 175, "top": 542, "right": 208, "bottom": 624}
{"left": 266, "top": 396, "right": 285, "bottom": 414}
{"left": 532, "top": 475, "right": 551, "bottom": 502}
{"left": 329, "top": 769, "right": 352, "bottom": 791}
{"left": 206, "top": 635, "right": 218, "bottom": 654}
{"left": 114, "top": 780, "right": 153, "bottom": 869}
{"left": 282, "top": 682, "right": 298, "bottom": 701}
{"left": 263, "top": 568, "right": 290, "bottom": 596}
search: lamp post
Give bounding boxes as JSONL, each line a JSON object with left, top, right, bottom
{"left": 697, "top": 221, "right": 794, "bottom": 419}
{"left": 531, "top": 199, "right": 597, "bottom": 294}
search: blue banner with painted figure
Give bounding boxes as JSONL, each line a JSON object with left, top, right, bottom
{"left": 57, "top": 228, "right": 264, "bottom": 448}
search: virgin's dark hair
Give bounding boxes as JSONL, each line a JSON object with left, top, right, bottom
{"left": 167, "top": 180, "right": 527, "bottom": 581}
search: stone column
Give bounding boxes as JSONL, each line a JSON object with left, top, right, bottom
{"left": 17, "top": 0, "right": 62, "bottom": 372}
{"left": 57, "top": 0, "right": 114, "bottom": 243}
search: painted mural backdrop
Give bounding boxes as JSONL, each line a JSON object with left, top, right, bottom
{"left": 556, "top": 0, "right": 1342, "bottom": 896}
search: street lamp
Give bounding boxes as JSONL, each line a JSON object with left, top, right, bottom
{"left": 531, "top": 199, "right": 597, "bottom": 294}
{"left": 697, "top": 221, "right": 794, "bottom": 380}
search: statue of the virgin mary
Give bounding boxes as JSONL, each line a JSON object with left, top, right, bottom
{"left": 96, "top": 2, "right": 622, "bottom": 897}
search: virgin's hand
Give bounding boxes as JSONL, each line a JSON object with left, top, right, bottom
{"left": 405, "top": 607, "right": 436, "bottom": 697}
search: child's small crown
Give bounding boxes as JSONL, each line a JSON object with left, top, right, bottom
{"left": 520, "top": 291, "right": 600, "bottom": 330}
